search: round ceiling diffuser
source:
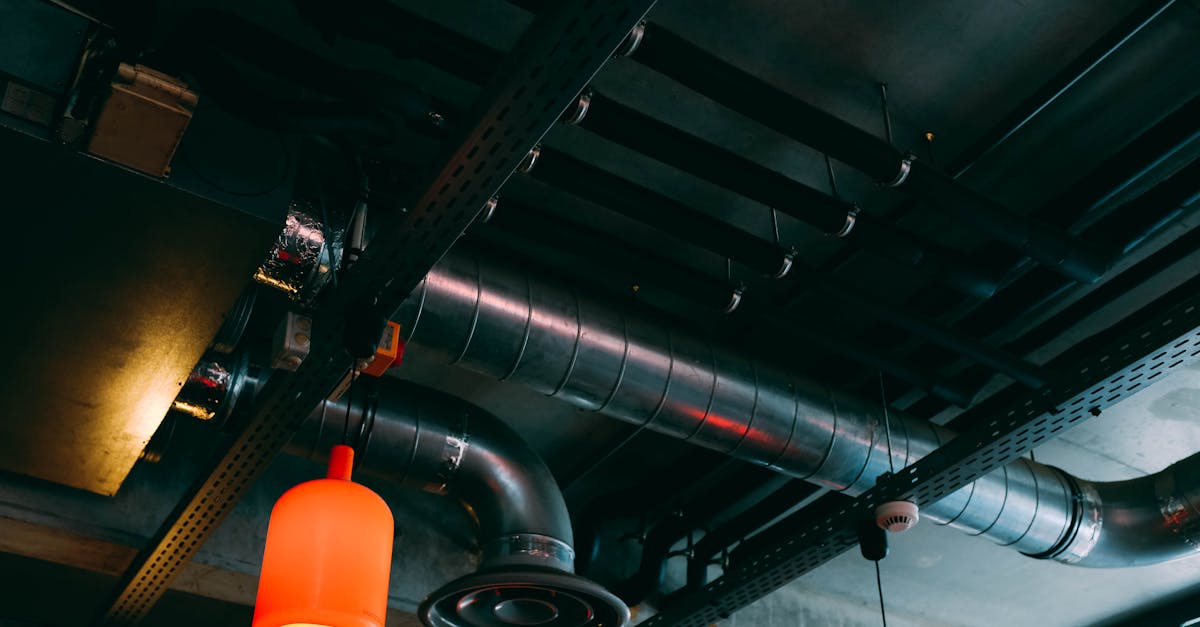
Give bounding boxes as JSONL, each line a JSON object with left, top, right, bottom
{"left": 419, "top": 568, "right": 629, "bottom": 627}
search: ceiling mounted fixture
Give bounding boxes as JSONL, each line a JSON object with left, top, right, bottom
{"left": 253, "top": 444, "right": 394, "bottom": 627}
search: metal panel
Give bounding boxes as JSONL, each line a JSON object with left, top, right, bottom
{"left": 97, "top": 0, "right": 657, "bottom": 623}
{"left": 0, "top": 126, "right": 281, "bottom": 496}
{"left": 645, "top": 272, "right": 1200, "bottom": 626}
{"left": 0, "top": 0, "right": 87, "bottom": 93}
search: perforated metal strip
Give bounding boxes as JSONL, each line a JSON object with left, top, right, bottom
{"left": 645, "top": 275, "right": 1200, "bottom": 627}
{"left": 97, "top": 2, "right": 656, "bottom": 623}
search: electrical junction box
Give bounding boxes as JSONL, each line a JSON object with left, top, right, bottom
{"left": 361, "top": 321, "right": 404, "bottom": 377}
{"left": 87, "top": 63, "right": 197, "bottom": 177}
{"left": 272, "top": 312, "right": 313, "bottom": 372}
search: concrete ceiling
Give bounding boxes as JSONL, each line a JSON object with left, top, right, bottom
{"left": 2, "top": 0, "right": 1200, "bottom": 626}
{"left": 717, "top": 362, "right": 1200, "bottom": 627}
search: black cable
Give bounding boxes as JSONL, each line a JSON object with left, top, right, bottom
{"left": 875, "top": 560, "right": 888, "bottom": 627}
{"left": 879, "top": 371, "right": 896, "bottom": 474}
{"left": 316, "top": 195, "right": 339, "bottom": 289}
{"left": 342, "top": 371, "right": 357, "bottom": 446}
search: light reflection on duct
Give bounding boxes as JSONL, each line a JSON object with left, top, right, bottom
{"left": 393, "top": 249, "right": 1200, "bottom": 568}
{"left": 286, "top": 380, "right": 631, "bottom": 627}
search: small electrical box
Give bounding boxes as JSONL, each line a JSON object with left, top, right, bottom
{"left": 87, "top": 63, "right": 197, "bottom": 177}
{"left": 272, "top": 312, "right": 312, "bottom": 372}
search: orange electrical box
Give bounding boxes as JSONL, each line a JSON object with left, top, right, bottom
{"left": 361, "top": 321, "right": 403, "bottom": 377}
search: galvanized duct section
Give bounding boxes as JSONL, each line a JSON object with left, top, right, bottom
{"left": 276, "top": 378, "right": 632, "bottom": 627}
{"left": 394, "top": 250, "right": 1200, "bottom": 567}
{"left": 285, "top": 380, "right": 577, "bottom": 573}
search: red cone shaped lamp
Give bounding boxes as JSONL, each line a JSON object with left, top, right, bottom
{"left": 254, "top": 445, "right": 394, "bottom": 627}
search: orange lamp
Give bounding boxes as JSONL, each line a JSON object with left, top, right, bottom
{"left": 253, "top": 445, "right": 394, "bottom": 627}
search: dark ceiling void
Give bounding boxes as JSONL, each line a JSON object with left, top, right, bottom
{"left": 1, "top": 0, "right": 1199, "bottom": 626}
{"left": 0, "top": 551, "right": 254, "bottom": 627}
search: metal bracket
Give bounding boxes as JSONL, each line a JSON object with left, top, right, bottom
{"left": 616, "top": 20, "right": 647, "bottom": 57}
{"left": 645, "top": 274, "right": 1200, "bottom": 626}
{"left": 517, "top": 143, "right": 542, "bottom": 174}
{"left": 722, "top": 285, "right": 745, "bottom": 314}
{"left": 774, "top": 249, "right": 797, "bottom": 279}
{"left": 830, "top": 205, "right": 859, "bottom": 238}
{"left": 477, "top": 195, "right": 500, "bottom": 224}
{"left": 888, "top": 152, "right": 912, "bottom": 186}
{"left": 562, "top": 89, "right": 593, "bottom": 125}
{"left": 96, "top": 1, "right": 658, "bottom": 623}
{"left": 885, "top": 153, "right": 915, "bottom": 187}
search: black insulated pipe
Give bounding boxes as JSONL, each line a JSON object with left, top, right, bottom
{"left": 530, "top": 147, "right": 793, "bottom": 277}
{"left": 480, "top": 198, "right": 743, "bottom": 311}
{"left": 300, "top": 0, "right": 1007, "bottom": 298}
{"left": 580, "top": 92, "right": 1004, "bottom": 298}
{"left": 631, "top": 24, "right": 1114, "bottom": 283}
{"left": 523, "top": 151, "right": 1049, "bottom": 391}
{"left": 685, "top": 481, "right": 827, "bottom": 589}
{"left": 608, "top": 464, "right": 792, "bottom": 605}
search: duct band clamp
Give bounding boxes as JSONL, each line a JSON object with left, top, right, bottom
{"left": 483, "top": 533, "right": 577, "bottom": 573}
{"left": 1022, "top": 469, "right": 1100, "bottom": 563}
{"left": 831, "top": 206, "right": 860, "bottom": 238}
{"left": 885, "top": 154, "right": 915, "bottom": 188}
{"left": 428, "top": 421, "right": 470, "bottom": 495}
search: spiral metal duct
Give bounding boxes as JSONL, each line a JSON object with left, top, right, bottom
{"left": 394, "top": 249, "right": 1200, "bottom": 567}
{"left": 285, "top": 379, "right": 631, "bottom": 627}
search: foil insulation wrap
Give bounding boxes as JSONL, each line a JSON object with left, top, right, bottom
{"left": 170, "top": 358, "right": 234, "bottom": 421}
{"left": 253, "top": 202, "right": 340, "bottom": 304}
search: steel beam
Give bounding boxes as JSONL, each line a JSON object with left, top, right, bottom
{"left": 645, "top": 270, "right": 1200, "bottom": 626}
{"left": 97, "top": 1, "right": 657, "bottom": 622}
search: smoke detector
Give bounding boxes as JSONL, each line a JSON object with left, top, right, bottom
{"left": 875, "top": 501, "right": 919, "bottom": 532}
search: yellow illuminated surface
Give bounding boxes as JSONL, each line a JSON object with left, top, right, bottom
{"left": 0, "top": 123, "right": 279, "bottom": 496}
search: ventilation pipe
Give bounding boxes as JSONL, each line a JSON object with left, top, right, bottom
{"left": 394, "top": 249, "right": 1200, "bottom": 568}
{"left": 283, "top": 379, "right": 630, "bottom": 627}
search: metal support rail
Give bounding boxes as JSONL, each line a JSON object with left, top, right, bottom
{"left": 645, "top": 270, "right": 1200, "bottom": 626}
{"left": 96, "top": 1, "right": 657, "bottom": 622}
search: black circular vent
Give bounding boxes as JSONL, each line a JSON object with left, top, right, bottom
{"left": 419, "top": 568, "right": 629, "bottom": 627}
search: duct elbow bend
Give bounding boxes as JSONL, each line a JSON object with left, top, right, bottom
{"left": 1051, "top": 451, "right": 1200, "bottom": 568}
{"left": 291, "top": 380, "right": 576, "bottom": 574}
{"left": 449, "top": 406, "right": 577, "bottom": 574}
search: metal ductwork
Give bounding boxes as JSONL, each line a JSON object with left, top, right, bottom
{"left": 282, "top": 379, "right": 630, "bottom": 627}
{"left": 394, "top": 249, "right": 1200, "bottom": 568}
